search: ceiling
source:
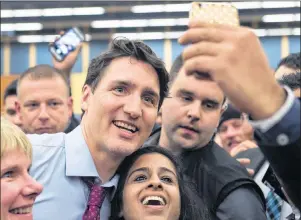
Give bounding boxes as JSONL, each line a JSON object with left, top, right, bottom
{"left": 1, "top": 0, "right": 300, "bottom": 43}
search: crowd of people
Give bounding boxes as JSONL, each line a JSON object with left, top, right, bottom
{"left": 1, "top": 19, "right": 300, "bottom": 220}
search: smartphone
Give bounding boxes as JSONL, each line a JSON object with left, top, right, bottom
{"left": 189, "top": 2, "right": 240, "bottom": 26}
{"left": 49, "top": 27, "right": 85, "bottom": 62}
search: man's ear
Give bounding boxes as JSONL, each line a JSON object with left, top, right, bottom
{"left": 15, "top": 100, "right": 21, "bottom": 114}
{"left": 67, "top": 97, "right": 73, "bottom": 118}
{"left": 221, "top": 102, "right": 227, "bottom": 115}
{"left": 81, "top": 85, "right": 92, "bottom": 112}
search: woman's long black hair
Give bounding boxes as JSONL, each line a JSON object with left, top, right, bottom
{"left": 110, "top": 146, "right": 211, "bottom": 220}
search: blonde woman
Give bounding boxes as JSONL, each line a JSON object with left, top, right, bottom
{"left": 1, "top": 117, "right": 43, "bottom": 220}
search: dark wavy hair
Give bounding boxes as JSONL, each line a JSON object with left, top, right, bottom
{"left": 276, "top": 52, "right": 300, "bottom": 71}
{"left": 110, "top": 146, "right": 210, "bottom": 220}
{"left": 278, "top": 71, "right": 300, "bottom": 91}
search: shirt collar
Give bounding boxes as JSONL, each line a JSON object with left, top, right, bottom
{"left": 101, "top": 174, "right": 119, "bottom": 201}
{"left": 65, "top": 126, "right": 99, "bottom": 177}
{"left": 65, "top": 126, "right": 119, "bottom": 199}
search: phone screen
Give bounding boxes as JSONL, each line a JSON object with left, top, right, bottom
{"left": 49, "top": 27, "right": 84, "bottom": 62}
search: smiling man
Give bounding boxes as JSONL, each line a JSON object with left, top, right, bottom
{"left": 27, "top": 38, "right": 169, "bottom": 220}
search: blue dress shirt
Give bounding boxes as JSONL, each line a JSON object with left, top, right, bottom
{"left": 28, "top": 126, "right": 119, "bottom": 220}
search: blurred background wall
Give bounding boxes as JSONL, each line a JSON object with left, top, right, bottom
{"left": 1, "top": 1, "right": 300, "bottom": 113}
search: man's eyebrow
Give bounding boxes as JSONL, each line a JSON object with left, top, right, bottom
{"left": 203, "top": 98, "right": 221, "bottom": 105}
{"left": 23, "top": 100, "right": 39, "bottom": 105}
{"left": 111, "top": 80, "right": 160, "bottom": 99}
{"left": 111, "top": 80, "right": 132, "bottom": 87}
{"left": 177, "top": 89, "right": 195, "bottom": 97}
{"left": 143, "top": 87, "right": 159, "bottom": 99}
{"left": 47, "top": 98, "right": 63, "bottom": 102}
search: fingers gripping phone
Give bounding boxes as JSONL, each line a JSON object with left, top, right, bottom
{"left": 188, "top": 2, "right": 240, "bottom": 79}
{"left": 49, "top": 27, "right": 85, "bottom": 62}
{"left": 189, "top": 2, "right": 240, "bottom": 26}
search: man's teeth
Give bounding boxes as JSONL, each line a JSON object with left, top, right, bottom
{"left": 114, "top": 121, "right": 137, "bottom": 132}
{"left": 10, "top": 207, "right": 32, "bottom": 214}
{"left": 142, "top": 196, "right": 165, "bottom": 205}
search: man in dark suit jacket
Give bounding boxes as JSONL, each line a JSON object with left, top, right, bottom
{"left": 178, "top": 21, "right": 300, "bottom": 210}
{"left": 236, "top": 58, "right": 301, "bottom": 212}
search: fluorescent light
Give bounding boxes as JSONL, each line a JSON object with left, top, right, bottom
{"left": 43, "top": 8, "right": 73, "bottom": 16}
{"left": 252, "top": 28, "right": 300, "bottom": 36}
{"left": 148, "top": 19, "right": 177, "bottom": 27}
{"left": 113, "top": 27, "right": 299, "bottom": 41}
{"left": 252, "top": 29, "right": 267, "bottom": 37}
{"left": 1, "top": 7, "right": 105, "bottom": 18}
{"left": 262, "top": 14, "right": 300, "bottom": 22}
{"left": 15, "top": 23, "right": 43, "bottom": 31}
{"left": 113, "top": 33, "right": 139, "bottom": 39}
{"left": 113, "top": 32, "right": 165, "bottom": 40}
{"left": 13, "top": 9, "right": 42, "bottom": 17}
{"left": 1, "top": 23, "right": 43, "bottom": 31}
{"left": 72, "top": 7, "right": 104, "bottom": 15}
{"left": 121, "top": 20, "right": 148, "bottom": 27}
{"left": 113, "top": 31, "right": 185, "bottom": 40}
{"left": 232, "top": 2, "right": 262, "bottom": 9}
{"left": 131, "top": 1, "right": 300, "bottom": 13}
{"left": 91, "top": 20, "right": 120, "bottom": 28}
{"left": 131, "top": 3, "right": 190, "bottom": 13}
{"left": 43, "top": 35, "right": 58, "bottom": 42}
{"left": 91, "top": 18, "right": 189, "bottom": 29}
{"left": 164, "top": 31, "right": 185, "bottom": 39}
{"left": 293, "top": 28, "right": 300, "bottom": 35}
{"left": 1, "top": 24, "right": 15, "bottom": 31}
{"left": 131, "top": 2, "right": 262, "bottom": 13}
{"left": 131, "top": 5, "right": 166, "bottom": 13}
{"left": 262, "top": 1, "right": 299, "bottom": 8}
{"left": 164, "top": 4, "right": 191, "bottom": 12}
{"left": 176, "top": 18, "right": 189, "bottom": 26}
{"left": 1, "top": 10, "right": 13, "bottom": 18}
{"left": 267, "top": 28, "right": 293, "bottom": 36}
{"left": 17, "top": 35, "right": 44, "bottom": 43}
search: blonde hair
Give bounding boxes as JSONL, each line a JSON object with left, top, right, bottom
{"left": 1, "top": 117, "right": 32, "bottom": 159}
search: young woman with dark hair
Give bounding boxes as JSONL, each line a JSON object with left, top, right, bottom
{"left": 110, "top": 146, "right": 210, "bottom": 220}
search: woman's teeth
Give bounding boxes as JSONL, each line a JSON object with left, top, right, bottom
{"left": 10, "top": 207, "right": 32, "bottom": 214}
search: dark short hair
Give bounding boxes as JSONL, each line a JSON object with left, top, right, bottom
{"left": 4, "top": 79, "right": 18, "bottom": 101}
{"left": 84, "top": 37, "right": 169, "bottom": 109}
{"left": 218, "top": 104, "right": 242, "bottom": 130}
{"left": 169, "top": 54, "right": 184, "bottom": 86}
{"left": 170, "top": 53, "right": 226, "bottom": 104}
{"left": 110, "top": 146, "right": 209, "bottom": 220}
{"left": 276, "top": 52, "right": 300, "bottom": 71}
{"left": 17, "top": 64, "right": 70, "bottom": 96}
{"left": 278, "top": 71, "right": 301, "bottom": 91}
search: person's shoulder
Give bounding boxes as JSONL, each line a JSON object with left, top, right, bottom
{"left": 27, "top": 132, "right": 66, "bottom": 149}
{"left": 217, "top": 186, "right": 266, "bottom": 220}
{"left": 29, "top": 133, "right": 67, "bottom": 177}
{"left": 206, "top": 142, "right": 240, "bottom": 165}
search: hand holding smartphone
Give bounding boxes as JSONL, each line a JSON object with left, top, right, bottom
{"left": 49, "top": 27, "right": 85, "bottom": 62}
{"left": 189, "top": 2, "right": 239, "bottom": 26}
